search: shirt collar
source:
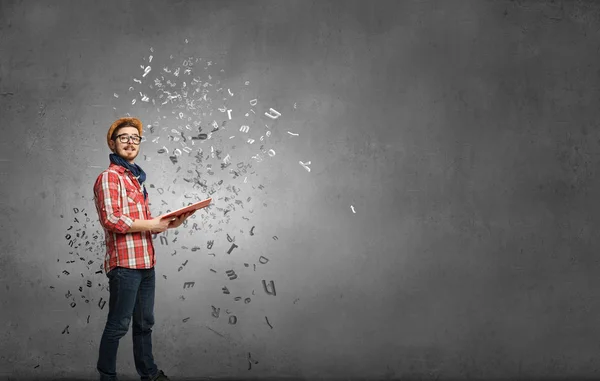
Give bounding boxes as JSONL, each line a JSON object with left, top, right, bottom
{"left": 109, "top": 162, "right": 130, "bottom": 174}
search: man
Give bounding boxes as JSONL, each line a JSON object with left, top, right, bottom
{"left": 93, "top": 117, "right": 194, "bottom": 381}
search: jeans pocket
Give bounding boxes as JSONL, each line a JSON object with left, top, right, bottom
{"left": 107, "top": 266, "right": 120, "bottom": 280}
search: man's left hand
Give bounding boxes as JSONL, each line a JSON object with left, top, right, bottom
{"left": 167, "top": 211, "right": 195, "bottom": 229}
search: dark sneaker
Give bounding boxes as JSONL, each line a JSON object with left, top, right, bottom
{"left": 151, "top": 370, "right": 170, "bottom": 381}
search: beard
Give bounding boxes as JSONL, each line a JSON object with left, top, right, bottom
{"left": 118, "top": 146, "right": 138, "bottom": 160}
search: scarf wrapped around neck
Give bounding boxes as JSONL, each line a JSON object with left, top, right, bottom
{"left": 109, "top": 153, "right": 148, "bottom": 200}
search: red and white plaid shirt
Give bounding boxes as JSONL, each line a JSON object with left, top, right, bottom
{"left": 93, "top": 163, "right": 155, "bottom": 275}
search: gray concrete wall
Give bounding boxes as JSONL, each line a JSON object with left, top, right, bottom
{"left": 1, "top": 0, "right": 600, "bottom": 379}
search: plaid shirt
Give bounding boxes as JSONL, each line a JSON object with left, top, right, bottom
{"left": 93, "top": 163, "right": 155, "bottom": 275}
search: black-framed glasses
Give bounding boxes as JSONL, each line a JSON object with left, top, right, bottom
{"left": 114, "top": 134, "right": 142, "bottom": 144}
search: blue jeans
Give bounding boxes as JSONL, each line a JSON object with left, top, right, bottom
{"left": 97, "top": 267, "right": 159, "bottom": 381}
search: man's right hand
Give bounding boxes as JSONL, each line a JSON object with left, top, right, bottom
{"left": 148, "top": 216, "right": 174, "bottom": 233}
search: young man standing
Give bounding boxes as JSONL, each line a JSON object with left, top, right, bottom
{"left": 93, "top": 117, "right": 194, "bottom": 381}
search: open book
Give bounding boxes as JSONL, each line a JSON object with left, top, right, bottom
{"left": 159, "top": 198, "right": 212, "bottom": 220}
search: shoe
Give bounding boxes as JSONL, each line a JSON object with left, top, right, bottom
{"left": 150, "top": 370, "right": 170, "bottom": 381}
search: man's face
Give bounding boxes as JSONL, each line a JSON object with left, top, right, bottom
{"left": 109, "top": 126, "right": 141, "bottom": 164}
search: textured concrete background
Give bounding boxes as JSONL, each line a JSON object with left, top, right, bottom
{"left": 1, "top": 0, "right": 600, "bottom": 379}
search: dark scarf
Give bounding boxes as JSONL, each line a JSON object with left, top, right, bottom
{"left": 109, "top": 153, "right": 148, "bottom": 200}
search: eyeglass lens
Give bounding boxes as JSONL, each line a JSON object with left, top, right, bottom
{"left": 118, "top": 135, "right": 141, "bottom": 144}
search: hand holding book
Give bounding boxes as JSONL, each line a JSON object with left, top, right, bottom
{"left": 159, "top": 197, "right": 212, "bottom": 220}
{"left": 167, "top": 211, "right": 195, "bottom": 229}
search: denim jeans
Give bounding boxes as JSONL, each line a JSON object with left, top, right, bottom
{"left": 97, "top": 267, "right": 159, "bottom": 381}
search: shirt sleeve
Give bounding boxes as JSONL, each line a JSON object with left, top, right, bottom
{"left": 93, "top": 171, "right": 134, "bottom": 234}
